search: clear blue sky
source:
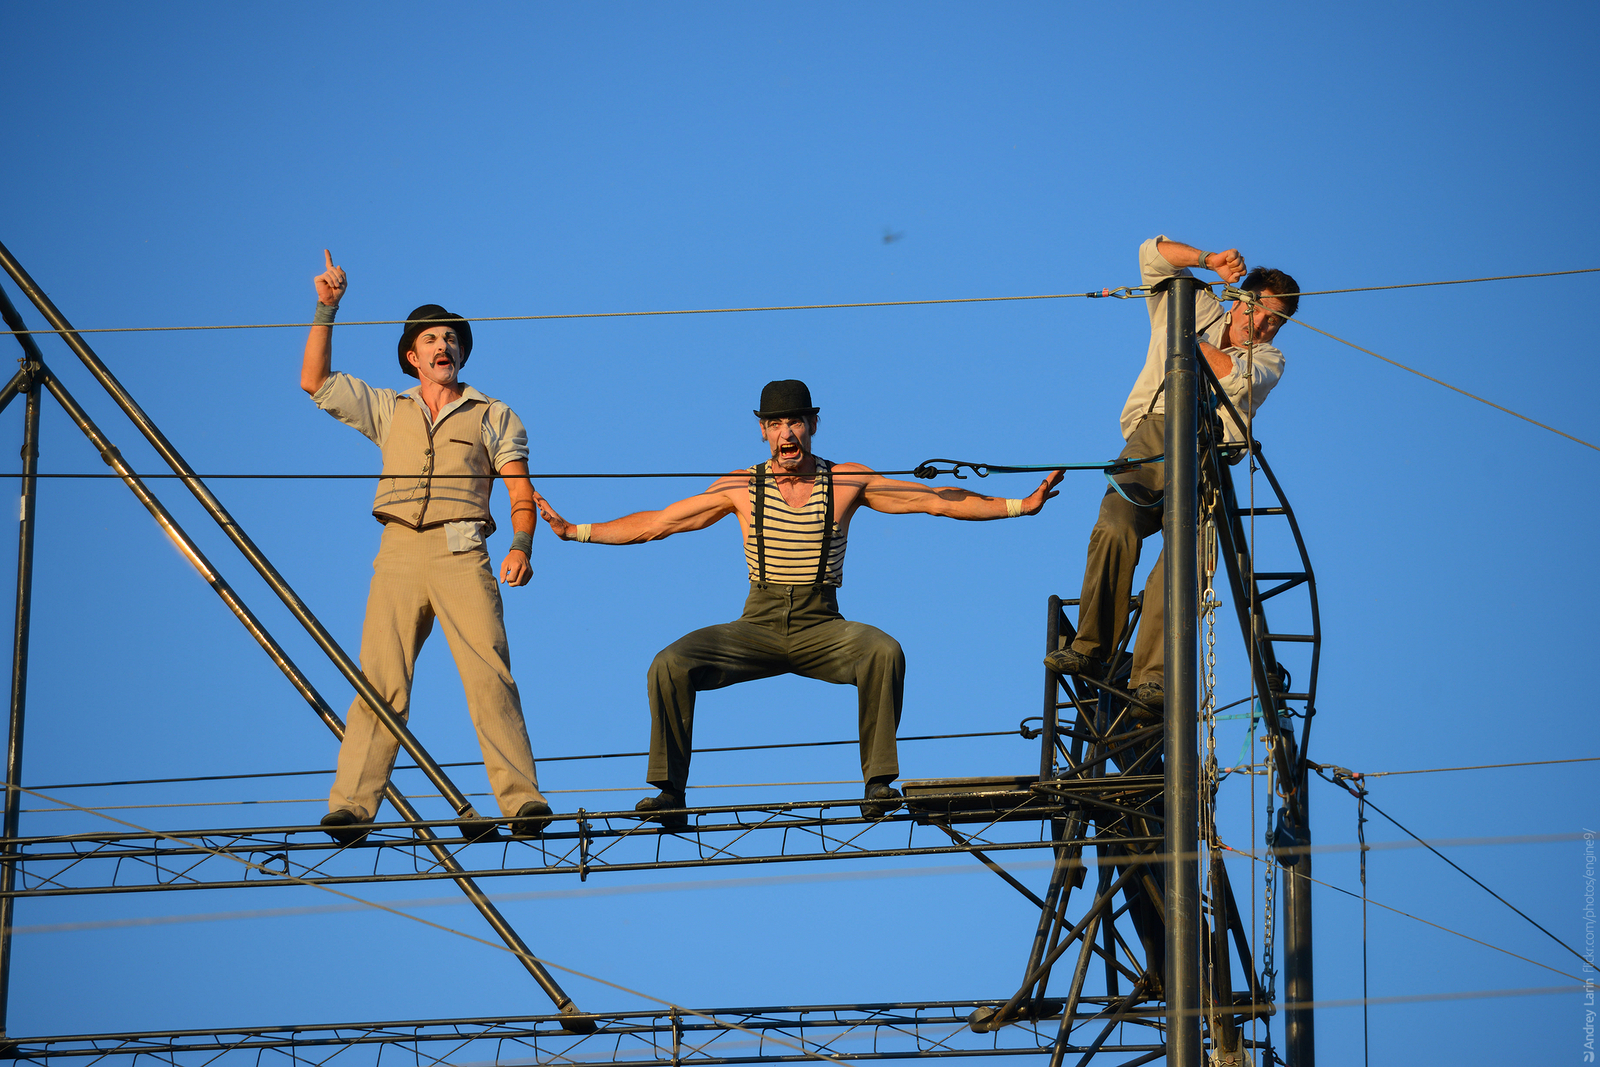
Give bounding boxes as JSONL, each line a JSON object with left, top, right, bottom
{"left": 2, "top": 3, "right": 1594, "bottom": 1063}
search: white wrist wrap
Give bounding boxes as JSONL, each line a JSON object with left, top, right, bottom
{"left": 575, "top": 523, "right": 592, "bottom": 543}
{"left": 1005, "top": 498, "right": 1024, "bottom": 518}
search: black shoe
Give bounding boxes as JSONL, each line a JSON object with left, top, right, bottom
{"left": 1134, "top": 681, "right": 1165, "bottom": 715}
{"left": 635, "top": 791, "right": 688, "bottom": 830}
{"left": 1043, "top": 647, "right": 1095, "bottom": 675}
{"left": 861, "top": 782, "right": 903, "bottom": 820}
{"left": 320, "top": 808, "right": 371, "bottom": 845}
{"left": 457, "top": 813, "right": 503, "bottom": 843}
{"left": 511, "top": 800, "right": 554, "bottom": 838}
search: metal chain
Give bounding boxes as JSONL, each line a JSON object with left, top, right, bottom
{"left": 1261, "top": 736, "right": 1278, "bottom": 998}
{"left": 1199, "top": 506, "right": 1223, "bottom": 1054}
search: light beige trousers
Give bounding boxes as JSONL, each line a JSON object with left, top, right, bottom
{"left": 328, "top": 523, "right": 544, "bottom": 821}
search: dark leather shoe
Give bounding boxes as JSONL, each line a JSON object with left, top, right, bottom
{"left": 457, "top": 814, "right": 503, "bottom": 842}
{"left": 320, "top": 808, "right": 370, "bottom": 845}
{"left": 635, "top": 791, "right": 688, "bottom": 830}
{"left": 861, "top": 782, "right": 903, "bottom": 820}
{"left": 1044, "top": 647, "right": 1095, "bottom": 675}
{"left": 511, "top": 801, "right": 554, "bottom": 838}
{"left": 1134, "top": 681, "right": 1165, "bottom": 714}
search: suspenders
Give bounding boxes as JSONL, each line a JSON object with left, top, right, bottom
{"left": 753, "top": 461, "right": 768, "bottom": 584}
{"left": 751, "top": 459, "right": 833, "bottom": 587}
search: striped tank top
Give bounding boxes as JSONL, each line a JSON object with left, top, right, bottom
{"left": 744, "top": 458, "right": 848, "bottom": 587}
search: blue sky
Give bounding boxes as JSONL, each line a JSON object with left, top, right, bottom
{"left": 1, "top": 3, "right": 1595, "bottom": 1063}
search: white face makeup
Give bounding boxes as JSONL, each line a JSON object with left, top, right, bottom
{"left": 760, "top": 415, "right": 815, "bottom": 472}
{"left": 407, "top": 325, "right": 464, "bottom": 386}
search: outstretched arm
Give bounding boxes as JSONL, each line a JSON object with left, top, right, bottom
{"left": 301, "top": 249, "right": 346, "bottom": 395}
{"left": 855, "top": 467, "right": 1064, "bottom": 519}
{"left": 534, "top": 474, "right": 744, "bottom": 544}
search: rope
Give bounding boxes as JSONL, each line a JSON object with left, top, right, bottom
{"left": 1276, "top": 310, "right": 1597, "bottom": 452}
{"left": 1218, "top": 843, "right": 1581, "bottom": 982}
{"left": 1364, "top": 755, "right": 1598, "bottom": 777}
{"left": 28, "top": 729, "right": 1019, "bottom": 792}
{"left": 1241, "top": 267, "right": 1600, "bottom": 301}
{"left": 1314, "top": 768, "right": 1588, "bottom": 967}
{"left": 0, "top": 290, "right": 1105, "bottom": 337}
{"left": 1, "top": 267, "right": 1592, "bottom": 338}
{"left": 19, "top": 779, "right": 868, "bottom": 814}
{"left": 0, "top": 459, "right": 1136, "bottom": 482}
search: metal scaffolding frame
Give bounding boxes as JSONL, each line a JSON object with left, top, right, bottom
{"left": 0, "top": 248, "right": 1321, "bottom": 1065}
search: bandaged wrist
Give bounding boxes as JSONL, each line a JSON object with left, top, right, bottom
{"left": 1005, "top": 498, "right": 1024, "bottom": 518}
{"left": 510, "top": 531, "right": 533, "bottom": 557}
{"left": 1195, "top": 251, "right": 1211, "bottom": 272}
{"left": 575, "top": 523, "right": 593, "bottom": 543}
{"left": 313, "top": 302, "right": 338, "bottom": 325}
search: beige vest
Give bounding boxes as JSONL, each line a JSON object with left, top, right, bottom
{"left": 372, "top": 398, "right": 497, "bottom": 533}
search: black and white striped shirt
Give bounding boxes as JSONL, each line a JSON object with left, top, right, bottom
{"left": 744, "top": 459, "right": 848, "bottom": 587}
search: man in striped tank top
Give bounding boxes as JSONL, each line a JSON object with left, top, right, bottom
{"left": 534, "top": 380, "right": 1063, "bottom": 828}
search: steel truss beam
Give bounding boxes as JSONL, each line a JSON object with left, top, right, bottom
{"left": 0, "top": 791, "right": 1174, "bottom": 898}
{"left": 0, "top": 1000, "right": 1175, "bottom": 1065}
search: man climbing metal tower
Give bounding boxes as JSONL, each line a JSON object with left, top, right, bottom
{"left": 1045, "top": 235, "right": 1300, "bottom": 709}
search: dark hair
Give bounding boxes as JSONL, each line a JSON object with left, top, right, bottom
{"left": 1241, "top": 266, "right": 1300, "bottom": 318}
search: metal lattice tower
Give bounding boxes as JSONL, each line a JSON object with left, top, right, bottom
{"left": 0, "top": 246, "right": 1320, "bottom": 1066}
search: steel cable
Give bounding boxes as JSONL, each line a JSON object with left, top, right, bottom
{"left": 0, "top": 267, "right": 1593, "bottom": 338}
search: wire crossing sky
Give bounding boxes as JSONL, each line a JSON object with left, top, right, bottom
{"left": 1, "top": 4, "right": 1594, "bottom": 1065}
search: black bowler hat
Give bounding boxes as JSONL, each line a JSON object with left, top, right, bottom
{"left": 397, "top": 305, "right": 474, "bottom": 378}
{"left": 753, "top": 379, "right": 819, "bottom": 418}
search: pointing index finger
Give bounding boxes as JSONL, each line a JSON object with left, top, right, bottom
{"left": 324, "top": 248, "right": 335, "bottom": 272}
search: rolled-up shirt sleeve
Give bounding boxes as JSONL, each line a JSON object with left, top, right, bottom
{"left": 311, "top": 371, "right": 397, "bottom": 447}
{"left": 1215, "top": 341, "right": 1284, "bottom": 425}
{"left": 482, "top": 401, "right": 530, "bottom": 471}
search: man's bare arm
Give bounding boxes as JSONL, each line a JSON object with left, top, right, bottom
{"left": 1155, "top": 239, "right": 1246, "bottom": 285}
{"left": 534, "top": 474, "right": 745, "bottom": 544}
{"left": 1196, "top": 339, "right": 1237, "bottom": 379}
{"left": 300, "top": 249, "right": 346, "bottom": 395}
{"left": 500, "top": 460, "right": 536, "bottom": 586}
{"left": 852, "top": 466, "right": 1064, "bottom": 519}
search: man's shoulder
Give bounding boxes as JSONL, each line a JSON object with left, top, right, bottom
{"left": 459, "top": 383, "right": 507, "bottom": 407}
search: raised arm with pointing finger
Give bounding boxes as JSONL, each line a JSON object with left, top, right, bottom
{"left": 534, "top": 379, "right": 1063, "bottom": 828}
{"left": 299, "top": 250, "right": 554, "bottom": 845}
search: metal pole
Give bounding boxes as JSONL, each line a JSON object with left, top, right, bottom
{"left": 0, "top": 361, "right": 38, "bottom": 1037}
{"left": 26, "top": 365, "right": 590, "bottom": 1028}
{"left": 1284, "top": 781, "right": 1315, "bottom": 1064}
{"left": 1042, "top": 596, "right": 1062, "bottom": 782}
{"left": 0, "top": 240, "right": 482, "bottom": 821}
{"left": 1162, "top": 275, "right": 1201, "bottom": 1067}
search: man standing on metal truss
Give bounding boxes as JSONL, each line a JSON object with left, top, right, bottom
{"left": 1044, "top": 236, "right": 1299, "bottom": 711}
{"left": 533, "top": 379, "right": 1064, "bottom": 828}
{"left": 300, "top": 250, "right": 552, "bottom": 844}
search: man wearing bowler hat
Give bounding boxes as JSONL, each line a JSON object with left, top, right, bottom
{"left": 299, "top": 250, "right": 551, "bottom": 844}
{"left": 533, "top": 380, "right": 1064, "bottom": 827}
